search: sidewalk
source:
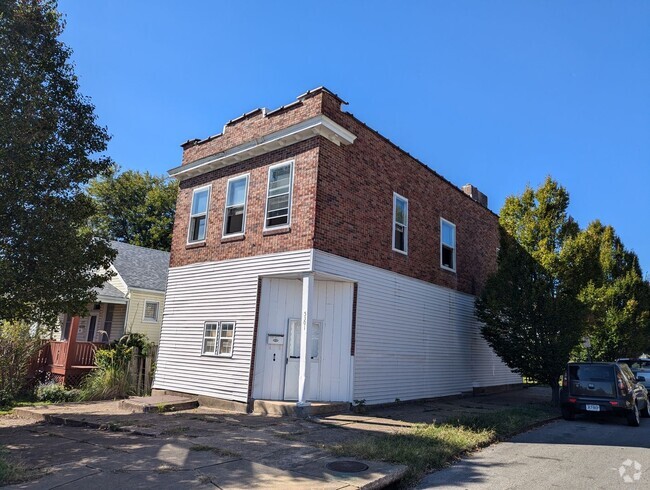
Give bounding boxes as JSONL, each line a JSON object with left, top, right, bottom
{"left": 2, "top": 386, "right": 554, "bottom": 489}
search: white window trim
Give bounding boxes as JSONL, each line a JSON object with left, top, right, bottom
{"left": 263, "top": 160, "right": 294, "bottom": 231}
{"left": 222, "top": 173, "right": 250, "bottom": 238}
{"left": 440, "top": 217, "right": 457, "bottom": 273}
{"left": 186, "top": 184, "right": 212, "bottom": 244}
{"left": 142, "top": 300, "right": 160, "bottom": 323}
{"left": 201, "top": 321, "right": 236, "bottom": 358}
{"left": 392, "top": 192, "right": 408, "bottom": 255}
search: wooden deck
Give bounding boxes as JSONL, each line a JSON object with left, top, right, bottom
{"left": 32, "top": 317, "right": 108, "bottom": 386}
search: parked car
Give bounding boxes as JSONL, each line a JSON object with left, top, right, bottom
{"left": 560, "top": 362, "right": 650, "bottom": 427}
{"left": 616, "top": 358, "right": 650, "bottom": 391}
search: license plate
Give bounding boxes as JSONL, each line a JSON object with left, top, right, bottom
{"left": 586, "top": 404, "right": 600, "bottom": 412}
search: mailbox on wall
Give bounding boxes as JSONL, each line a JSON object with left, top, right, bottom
{"left": 267, "top": 334, "right": 284, "bottom": 345}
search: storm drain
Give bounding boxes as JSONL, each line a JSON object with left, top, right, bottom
{"left": 326, "top": 460, "right": 369, "bottom": 473}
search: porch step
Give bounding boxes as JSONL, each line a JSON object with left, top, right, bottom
{"left": 119, "top": 394, "right": 199, "bottom": 413}
{"left": 253, "top": 400, "right": 350, "bottom": 417}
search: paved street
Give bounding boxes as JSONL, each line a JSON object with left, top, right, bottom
{"left": 418, "top": 414, "right": 650, "bottom": 489}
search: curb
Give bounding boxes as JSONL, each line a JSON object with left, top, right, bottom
{"left": 13, "top": 407, "right": 159, "bottom": 437}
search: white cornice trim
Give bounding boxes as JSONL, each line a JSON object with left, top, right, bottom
{"left": 169, "top": 115, "right": 356, "bottom": 181}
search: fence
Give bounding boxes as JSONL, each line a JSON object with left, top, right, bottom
{"left": 128, "top": 345, "right": 158, "bottom": 396}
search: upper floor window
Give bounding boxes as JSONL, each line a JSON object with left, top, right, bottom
{"left": 392, "top": 193, "right": 408, "bottom": 254}
{"left": 188, "top": 185, "right": 211, "bottom": 243}
{"left": 265, "top": 161, "right": 293, "bottom": 229}
{"left": 441, "top": 218, "right": 456, "bottom": 272}
{"left": 143, "top": 300, "right": 160, "bottom": 322}
{"left": 223, "top": 174, "right": 249, "bottom": 236}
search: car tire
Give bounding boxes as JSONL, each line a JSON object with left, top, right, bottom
{"left": 627, "top": 403, "right": 641, "bottom": 427}
{"left": 561, "top": 406, "right": 575, "bottom": 421}
{"left": 641, "top": 399, "right": 650, "bottom": 418}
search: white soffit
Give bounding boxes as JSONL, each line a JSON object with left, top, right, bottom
{"left": 169, "top": 115, "right": 357, "bottom": 181}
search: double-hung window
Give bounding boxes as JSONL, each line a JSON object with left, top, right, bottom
{"left": 223, "top": 175, "right": 249, "bottom": 236}
{"left": 188, "top": 185, "right": 211, "bottom": 243}
{"left": 143, "top": 300, "right": 159, "bottom": 322}
{"left": 202, "top": 321, "right": 235, "bottom": 357}
{"left": 441, "top": 218, "right": 456, "bottom": 272}
{"left": 392, "top": 193, "right": 408, "bottom": 254}
{"left": 265, "top": 161, "right": 293, "bottom": 229}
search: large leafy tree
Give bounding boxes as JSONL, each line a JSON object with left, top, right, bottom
{"left": 0, "top": 0, "right": 115, "bottom": 325}
{"left": 476, "top": 177, "right": 586, "bottom": 404}
{"left": 88, "top": 167, "right": 178, "bottom": 251}
{"left": 567, "top": 221, "right": 650, "bottom": 360}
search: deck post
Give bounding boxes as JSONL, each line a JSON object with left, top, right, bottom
{"left": 63, "top": 316, "right": 80, "bottom": 384}
{"left": 297, "top": 273, "right": 314, "bottom": 407}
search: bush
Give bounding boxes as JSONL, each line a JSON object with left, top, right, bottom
{"left": 0, "top": 321, "right": 44, "bottom": 407}
{"left": 79, "top": 343, "right": 133, "bottom": 401}
{"left": 34, "top": 382, "right": 78, "bottom": 403}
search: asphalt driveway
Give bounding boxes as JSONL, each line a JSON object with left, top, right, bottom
{"left": 418, "top": 413, "right": 650, "bottom": 489}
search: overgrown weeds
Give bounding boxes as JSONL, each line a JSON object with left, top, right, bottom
{"left": 0, "top": 446, "right": 33, "bottom": 485}
{"left": 331, "top": 404, "right": 557, "bottom": 487}
{"left": 79, "top": 343, "right": 133, "bottom": 401}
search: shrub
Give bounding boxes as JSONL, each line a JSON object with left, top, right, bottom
{"left": 34, "top": 382, "right": 78, "bottom": 403}
{"left": 79, "top": 343, "right": 133, "bottom": 401}
{"left": 0, "top": 321, "right": 44, "bottom": 407}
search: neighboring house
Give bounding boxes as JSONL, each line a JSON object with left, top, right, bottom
{"left": 153, "top": 87, "right": 521, "bottom": 411}
{"left": 57, "top": 241, "right": 170, "bottom": 345}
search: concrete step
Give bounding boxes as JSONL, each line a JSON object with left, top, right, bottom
{"left": 253, "top": 399, "right": 350, "bottom": 417}
{"left": 119, "top": 394, "right": 199, "bottom": 413}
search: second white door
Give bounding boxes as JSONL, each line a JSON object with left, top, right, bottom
{"left": 283, "top": 318, "right": 322, "bottom": 400}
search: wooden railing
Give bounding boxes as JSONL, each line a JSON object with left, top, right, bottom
{"left": 41, "top": 340, "right": 106, "bottom": 369}
{"left": 48, "top": 341, "right": 69, "bottom": 368}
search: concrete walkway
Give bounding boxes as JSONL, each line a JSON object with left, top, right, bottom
{"left": 2, "top": 386, "right": 553, "bottom": 489}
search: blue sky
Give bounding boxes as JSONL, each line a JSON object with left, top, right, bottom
{"left": 58, "top": 0, "right": 650, "bottom": 274}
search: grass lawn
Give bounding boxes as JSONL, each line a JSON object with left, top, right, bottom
{"left": 331, "top": 404, "right": 558, "bottom": 487}
{"left": 0, "top": 399, "right": 51, "bottom": 416}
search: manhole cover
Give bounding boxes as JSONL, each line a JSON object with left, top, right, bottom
{"left": 326, "top": 460, "right": 369, "bottom": 473}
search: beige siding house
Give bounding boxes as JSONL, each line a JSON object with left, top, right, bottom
{"left": 58, "top": 241, "right": 170, "bottom": 345}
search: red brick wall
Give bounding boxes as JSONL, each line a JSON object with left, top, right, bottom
{"left": 171, "top": 89, "right": 498, "bottom": 294}
{"left": 169, "top": 140, "right": 320, "bottom": 268}
{"left": 181, "top": 92, "right": 327, "bottom": 165}
{"left": 314, "top": 102, "right": 499, "bottom": 294}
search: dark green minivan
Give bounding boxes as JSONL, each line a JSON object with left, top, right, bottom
{"left": 560, "top": 362, "right": 650, "bottom": 427}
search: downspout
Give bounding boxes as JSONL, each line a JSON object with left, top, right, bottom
{"left": 123, "top": 289, "right": 132, "bottom": 338}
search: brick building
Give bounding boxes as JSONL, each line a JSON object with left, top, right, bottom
{"left": 153, "top": 87, "right": 521, "bottom": 411}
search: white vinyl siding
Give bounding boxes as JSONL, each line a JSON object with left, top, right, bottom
{"left": 223, "top": 175, "right": 249, "bottom": 236}
{"left": 188, "top": 185, "right": 211, "bottom": 243}
{"left": 264, "top": 161, "right": 294, "bottom": 230}
{"left": 392, "top": 193, "right": 408, "bottom": 254}
{"left": 153, "top": 249, "right": 313, "bottom": 403}
{"left": 313, "top": 250, "right": 521, "bottom": 405}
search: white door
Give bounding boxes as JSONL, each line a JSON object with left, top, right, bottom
{"left": 283, "top": 318, "right": 322, "bottom": 401}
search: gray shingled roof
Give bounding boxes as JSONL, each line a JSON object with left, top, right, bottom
{"left": 94, "top": 281, "right": 126, "bottom": 300}
{"left": 110, "top": 241, "right": 170, "bottom": 292}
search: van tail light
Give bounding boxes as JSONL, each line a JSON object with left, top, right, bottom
{"left": 610, "top": 401, "right": 619, "bottom": 406}
{"left": 617, "top": 378, "right": 628, "bottom": 396}
{"left": 568, "top": 397, "right": 576, "bottom": 403}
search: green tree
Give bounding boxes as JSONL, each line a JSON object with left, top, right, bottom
{"left": 88, "top": 167, "right": 178, "bottom": 251}
{"left": 0, "top": 0, "right": 115, "bottom": 325}
{"left": 567, "top": 221, "right": 650, "bottom": 360}
{"left": 476, "top": 177, "right": 586, "bottom": 404}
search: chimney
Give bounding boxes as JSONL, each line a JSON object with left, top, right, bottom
{"left": 462, "top": 184, "right": 488, "bottom": 208}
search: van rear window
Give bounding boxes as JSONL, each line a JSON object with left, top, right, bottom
{"left": 569, "top": 365, "right": 617, "bottom": 398}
